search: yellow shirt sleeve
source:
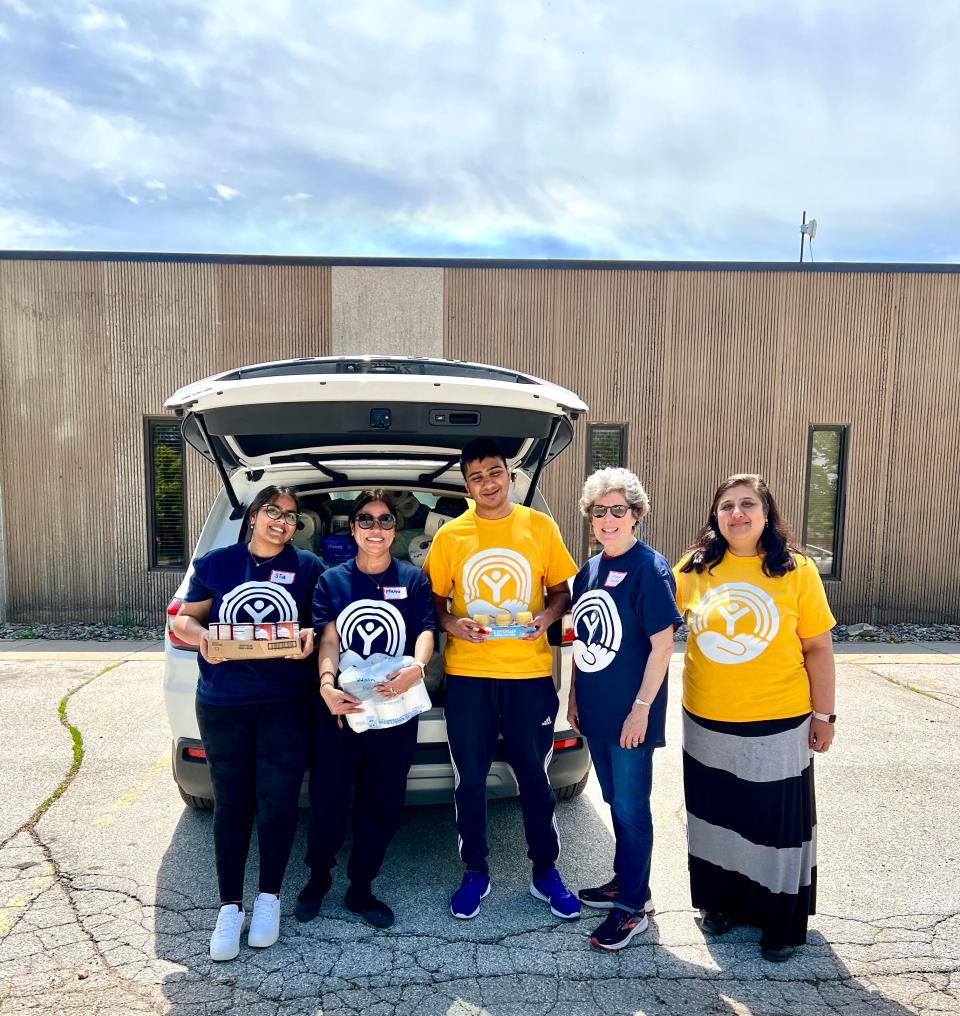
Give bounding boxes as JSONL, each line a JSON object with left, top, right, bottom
{"left": 422, "top": 531, "right": 452, "bottom": 599}
{"left": 542, "top": 517, "right": 578, "bottom": 588}
{"left": 795, "top": 555, "right": 837, "bottom": 638}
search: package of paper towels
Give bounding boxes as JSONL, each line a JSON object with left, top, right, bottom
{"left": 408, "top": 534, "right": 432, "bottom": 567}
{"left": 338, "top": 654, "right": 431, "bottom": 732}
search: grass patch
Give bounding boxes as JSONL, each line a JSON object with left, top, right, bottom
{"left": 32, "top": 662, "right": 122, "bottom": 823}
{"left": 881, "top": 674, "right": 943, "bottom": 703}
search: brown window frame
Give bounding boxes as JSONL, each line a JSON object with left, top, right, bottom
{"left": 583, "top": 423, "right": 629, "bottom": 558}
{"left": 144, "top": 416, "right": 188, "bottom": 572}
{"left": 801, "top": 424, "right": 849, "bottom": 581}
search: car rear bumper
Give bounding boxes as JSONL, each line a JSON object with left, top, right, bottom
{"left": 171, "top": 733, "right": 591, "bottom": 806}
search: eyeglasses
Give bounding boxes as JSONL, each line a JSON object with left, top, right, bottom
{"left": 590, "top": 504, "right": 631, "bottom": 519}
{"left": 356, "top": 512, "right": 397, "bottom": 530}
{"left": 260, "top": 504, "right": 300, "bottom": 527}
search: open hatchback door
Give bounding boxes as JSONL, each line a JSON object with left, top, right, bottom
{"left": 165, "top": 356, "right": 588, "bottom": 514}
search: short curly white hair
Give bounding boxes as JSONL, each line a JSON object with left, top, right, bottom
{"left": 579, "top": 467, "right": 650, "bottom": 521}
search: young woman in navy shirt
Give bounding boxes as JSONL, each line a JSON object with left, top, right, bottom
{"left": 173, "top": 486, "right": 321, "bottom": 962}
{"left": 295, "top": 490, "right": 436, "bottom": 929}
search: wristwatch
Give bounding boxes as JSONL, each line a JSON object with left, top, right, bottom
{"left": 813, "top": 711, "right": 836, "bottom": 723}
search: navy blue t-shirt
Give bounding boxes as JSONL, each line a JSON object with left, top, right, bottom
{"left": 313, "top": 558, "right": 436, "bottom": 671}
{"left": 186, "top": 542, "right": 323, "bottom": 705}
{"left": 571, "top": 541, "right": 682, "bottom": 746}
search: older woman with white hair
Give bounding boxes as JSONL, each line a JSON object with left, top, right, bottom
{"left": 567, "top": 467, "right": 682, "bottom": 952}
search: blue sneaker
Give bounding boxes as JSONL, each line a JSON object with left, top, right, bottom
{"left": 450, "top": 870, "right": 491, "bottom": 919}
{"left": 530, "top": 867, "right": 581, "bottom": 920}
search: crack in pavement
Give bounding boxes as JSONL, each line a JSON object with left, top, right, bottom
{"left": 2, "top": 658, "right": 959, "bottom": 1015}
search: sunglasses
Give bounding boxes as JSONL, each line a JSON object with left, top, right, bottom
{"left": 590, "top": 504, "right": 631, "bottom": 519}
{"left": 355, "top": 512, "right": 397, "bottom": 530}
{"left": 261, "top": 504, "right": 300, "bottom": 526}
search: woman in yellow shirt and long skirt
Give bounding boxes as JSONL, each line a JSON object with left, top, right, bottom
{"left": 674, "top": 473, "right": 837, "bottom": 963}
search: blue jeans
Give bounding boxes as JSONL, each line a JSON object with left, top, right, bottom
{"left": 588, "top": 736, "right": 655, "bottom": 913}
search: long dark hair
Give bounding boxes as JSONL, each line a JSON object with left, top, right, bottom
{"left": 246, "top": 486, "right": 302, "bottom": 531}
{"left": 679, "top": 473, "right": 802, "bottom": 577}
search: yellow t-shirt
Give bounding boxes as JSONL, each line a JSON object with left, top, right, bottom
{"left": 423, "top": 505, "right": 578, "bottom": 679}
{"left": 673, "top": 552, "right": 836, "bottom": 722}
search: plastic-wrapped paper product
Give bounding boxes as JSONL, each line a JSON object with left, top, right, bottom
{"left": 391, "top": 528, "right": 421, "bottom": 560}
{"left": 338, "top": 654, "right": 432, "bottom": 733}
{"left": 408, "top": 534, "right": 432, "bottom": 567}
{"left": 394, "top": 491, "right": 421, "bottom": 520}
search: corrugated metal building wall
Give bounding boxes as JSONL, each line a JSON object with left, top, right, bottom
{"left": 444, "top": 266, "right": 960, "bottom": 624}
{"left": 1, "top": 254, "right": 957, "bottom": 624}
{"left": 0, "top": 257, "right": 332, "bottom": 622}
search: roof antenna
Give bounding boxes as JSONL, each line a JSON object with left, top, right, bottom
{"left": 799, "top": 210, "right": 818, "bottom": 262}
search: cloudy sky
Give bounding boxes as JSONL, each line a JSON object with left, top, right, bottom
{"left": 1, "top": 0, "right": 957, "bottom": 261}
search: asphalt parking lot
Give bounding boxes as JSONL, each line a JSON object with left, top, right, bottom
{"left": 0, "top": 642, "right": 958, "bottom": 1016}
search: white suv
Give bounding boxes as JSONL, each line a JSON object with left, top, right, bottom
{"left": 162, "top": 355, "right": 590, "bottom": 809}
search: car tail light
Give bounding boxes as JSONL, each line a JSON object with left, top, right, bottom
{"left": 562, "top": 610, "right": 574, "bottom": 645}
{"left": 553, "top": 736, "right": 581, "bottom": 751}
{"left": 183, "top": 746, "right": 207, "bottom": 761}
{"left": 166, "top": 598, "right": 198, "bottom": 651}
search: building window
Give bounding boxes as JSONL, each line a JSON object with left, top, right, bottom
{"left": 145, "top": 417, "right": 187, "bottom": 570}
{"left": 587, "top": 424, "right": 627, "bottom": 473}
{"left": 802, "top": 425, "right": 848, "bottom": 579}
{"left": 585, "top": 424, "right": 628, "bottom": 556}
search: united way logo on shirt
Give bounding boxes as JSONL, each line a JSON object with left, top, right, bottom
{"left": 337, "top": 599, "right": 406, "bottom": 670}
{"left": 572, "top": 589, "right": 623, "bottom": 673}
{"left": 462, "top": 548, "right": 533, "bottom": 617}
{"left": 219, "top": 581, "right": 298, "bottom": 624}
{"left": 690, "top": 582, "right": 780, "bottom": 664}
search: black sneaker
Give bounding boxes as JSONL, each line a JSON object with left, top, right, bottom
{"left": 345, "top": 885, "right": 395, "bottom": 929}
{"left": 294, "top": 873, "right": 331, "bottom": 923}
{"left": 579, "top": 878, "right": 655, "bottom": 915}
{"left": 590, "top": 908, "right": 649, "bottom": 952}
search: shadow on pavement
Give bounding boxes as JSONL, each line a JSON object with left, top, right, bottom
{"left": 152, "top": 793, "right": 920, "bottom": 1016}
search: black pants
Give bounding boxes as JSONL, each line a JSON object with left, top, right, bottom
{"left": 195, "top": 697, "right": 312, "bottom": 903}
{"left": 305, "top": 707, "right": 419, "bottom": 887}
{"left": 444, "top": 674, "right": 560, "bottom": 877}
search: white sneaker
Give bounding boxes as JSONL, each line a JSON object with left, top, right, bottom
{"left": 248, "top": 892, "right": 281, "bottom": 948}
{"left": 209, "top": 903, "right": 245, "bottom": 961}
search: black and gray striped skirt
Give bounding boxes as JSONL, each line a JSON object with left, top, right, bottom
{"left": 682, "top": 709, "right": 816, "bottom": 947}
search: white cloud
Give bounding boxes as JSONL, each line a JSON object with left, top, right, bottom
{"left": 212, "top": 184, "right": 240, "bottom": 201}
{"left": 282, "top": 192, "right": 311, "bottom": 202}
{"left": 0, "top": 207, "right": 77, "bottom": 245}
{"left": 78, "top": 4, "right": 127, "bottom": 32}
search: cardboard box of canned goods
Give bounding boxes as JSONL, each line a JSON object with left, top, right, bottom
{"left": 207, "top": 622, "right": 304, "bottom": 660}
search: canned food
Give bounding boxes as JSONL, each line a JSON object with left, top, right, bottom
{"left": 254, "top": 624, "right": 276, "bottom": 640}
{"left": 216, "top": 624, "right": 233, "bottom": 639}
{"left": 275, "top": 621, "right": 298, "bottom": 639}
{"left": 232, "top": 624, "right": 254, "bottom": 641}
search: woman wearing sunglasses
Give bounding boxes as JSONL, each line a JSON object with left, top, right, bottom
{"left": 567, "top": 468, "right": 681, "bottom": 951}
{"left": 173, "top": 486, "right": 321, "bottom": 962}
{"left": 295, "top": 490, "right": 436, "bottom": 929}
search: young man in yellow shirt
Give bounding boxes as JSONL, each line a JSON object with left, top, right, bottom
{"left": 424, "top": 438, "right": 581, "bottom": 920}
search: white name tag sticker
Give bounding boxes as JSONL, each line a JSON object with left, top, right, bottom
{"left": 604, "top": 570, "right": 628, "bottom": 588}
{"left": 270, "top": 570, "right": 295, "bottom": 585}
{"left": 383, "top": 586, "right": 408, "bottom": 600}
